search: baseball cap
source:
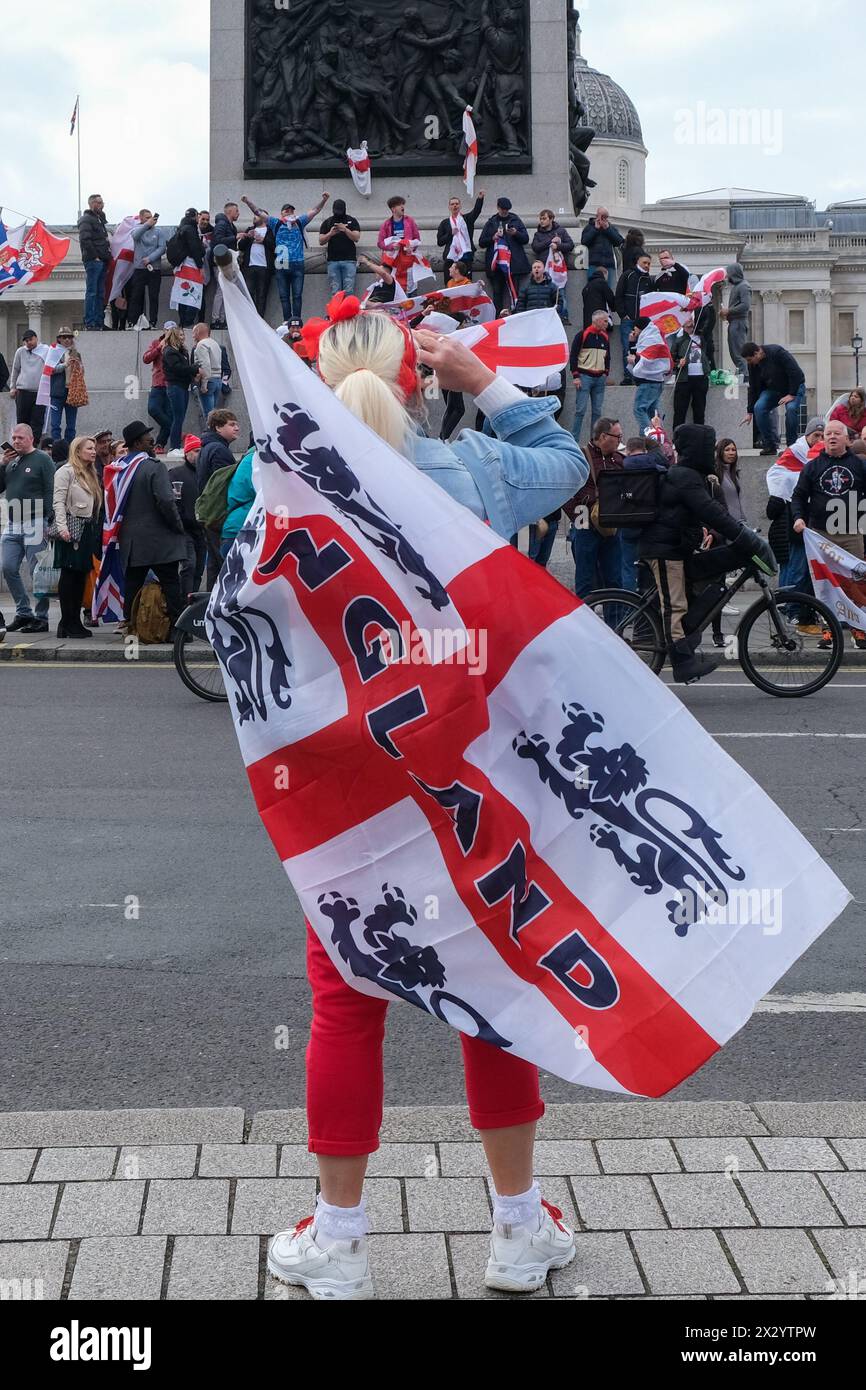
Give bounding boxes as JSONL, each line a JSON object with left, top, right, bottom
{"left": 805, "top": 416, "right": 825, "bottom": 435}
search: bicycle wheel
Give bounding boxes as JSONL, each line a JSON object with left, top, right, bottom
{"left": 173, "top": 628, "right": 228, "bottom": 702}
{"left": 584, "top": 588, "right": 666, "bottom": 674}
{"left": 737, "top": 589, "right": 844, "bottom": 697}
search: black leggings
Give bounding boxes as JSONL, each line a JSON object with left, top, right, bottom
{"left": 58, "top": 567, "right": 88, "bottom": 630}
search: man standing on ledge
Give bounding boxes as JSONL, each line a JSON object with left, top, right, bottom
{"left": 242, "top": 191, "right": 330, "bottom": 323}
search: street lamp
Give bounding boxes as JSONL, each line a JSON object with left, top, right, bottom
{"left": 853, "top": 333, "right": 863, "bottom": 387}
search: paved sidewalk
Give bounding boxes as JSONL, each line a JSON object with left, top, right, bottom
{"left": 1, "top": 1102, "right": 864, "bottom": 1300}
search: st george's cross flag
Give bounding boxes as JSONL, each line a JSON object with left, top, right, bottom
{"left": 206, "top": 263, "right": 850, "bottom": 1095}
{"left": 35, "top": 342, "right": 67, "bottom": 408}
{"left": 455, "top": 308, "right": 569, "bottom": 387}
{"left": 462, "top": 107, "right": 478, "bottom": 197}
{"left": 639, "top": 290, "right": 692, "bottom": 338}
{"left": 170, "top": 257, "right": 204, "bottom": 311}
{"left": 347, "top": 141, "right": 372, "bottom": 198}
{"left": 545, "top": 246, "right": 569, "bottom": 290}
{"left": 689, "top": 266, "right": 726, "bottom": 308}
{"left": 421, "top": 281, "right": 495, "bottom": 323}
{"left": 803, "top": 528, "right": 866, "bottom": 632}
{"left": 105, "top": 214, "right": 139, "bottom": 305}
{"left": 632, "top": 319, "right": 674, "bottom": 381}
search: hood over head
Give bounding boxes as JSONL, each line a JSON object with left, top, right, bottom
{"left": 726, "top": 262, "right": 744, "bottom": 283}
{"left": 673, "top": 423, "right": 717, "bottom": 475}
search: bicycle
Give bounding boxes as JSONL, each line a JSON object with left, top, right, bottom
{"left": 585, "top": 557, "right": 845, "bottom": 697}
{"left": 173, "top": 591, "right": 227, "bottom": 702}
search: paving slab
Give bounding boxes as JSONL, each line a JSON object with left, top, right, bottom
{"left": 0, "top": 1108, "right": 244, "bottom": 1148}
{"left": 33, "top": 1147, "right": 117, "bottom": 1182}
{"left": 631, "top": 1230, "right": 741, "bottom": 1296}
{"left": 229, "top": 1179, "right": 317, "bottom": 1235}
{"left": 364, "top": 1179, "right": 404, "bottom": 1234}
{"left": 752, "top": 1138, "right": 843, "bottom": 1171}
{"left": 53, "top": 1181, "right": 146, "bottom": 1239}
{"left": 597, "top": 1139, "right": 681, "bottom": 1174}
{"left": 652, "top": 1174, "right": 754, "bottom": 1228}
{"left": 367, "top": 1234, "right": 452, "bottom": 1299}
{"left": 672, "top": 1138, "right": 763, "bottom": 1173}
{"left": 141, "top": 1179, "right": 229, "bottom": 1236}
{"left": 811, "top": 1228, "right": 866, "bottom": 1283}
{"left": 167, "top": 1236, "right": 260, "bottom": 1300}
{"left": 738, "top": 1172, "right": 841, "bottom": 1227}
{"left": 0, "top": 1150, "right": 37, "bottom": 1183}
{"left": 722, "top": 1229, "right": 832, "bottom": 1295}
{"left": 831, "top": 1140, "right": 866, "bottom": 1170}
{"left": 752, "top": 1103, "right": 866, "bottom": 1139}
{"left": 116, "top": 1146, "right": 198, "bottom": 1180}
{"left": 69, "top": 1237, "right": 167, "bottom": 1300}
{"left": 0, "top": 1184, "right": 58, "bottom": 1240}
{"left": 0, "top": 1240, "right": 69, "bottom": 1299}
{"left": 404, "top": 1177, "right": 491, "bottom": 1233}
{"left": 199, "top": 1144, "right": 277, "bottom": 1178}
{"left": 816, "top": 1172, "right": 866, "bottom": 1225}
{"left": 570, "top": 1176, "right": 667, "bottom": 1230}
{"left": 438, "top": 1140, "right": 598, "bottom": 1178}
{"left": 550, "top": 1232, "right": 644, "bottom": 1297}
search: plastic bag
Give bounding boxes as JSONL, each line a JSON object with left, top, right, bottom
{"left": 32, "top": 547, "right": 60, "bottom": 598}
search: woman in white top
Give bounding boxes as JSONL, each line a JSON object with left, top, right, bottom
{"left": 52, "top": 435, "right": 103, "bottom": 638}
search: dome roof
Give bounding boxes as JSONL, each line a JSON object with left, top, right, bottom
{"left": 573, "top": 55, "right": 644, "bottom": 147}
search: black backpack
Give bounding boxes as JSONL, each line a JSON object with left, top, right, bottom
{"left": 166, "top": 230, "right": 186, "bottom": 268}
{"left": 596, "top": 467, "right": 661, "bottom": 529}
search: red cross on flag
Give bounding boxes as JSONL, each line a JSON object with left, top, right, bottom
{"left": 457, "top": 308, "right": 569, "bottom": 386}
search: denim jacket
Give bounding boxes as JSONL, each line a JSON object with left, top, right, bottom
{"left": 410, "top": 394, "right": 588, "bottom": 540}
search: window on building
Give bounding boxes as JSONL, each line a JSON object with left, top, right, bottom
{"left": 834, "top": 310, "right": 855, "bottom": 348}
{"left": 616, "top": 159, "right": 629, "bottom": 204}
{"left": 788, "top": 309, "right": 805, "bottom": 345}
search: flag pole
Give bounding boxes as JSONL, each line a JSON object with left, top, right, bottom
{"left": 76, "top": 99, "right": 82, "bottom": 221}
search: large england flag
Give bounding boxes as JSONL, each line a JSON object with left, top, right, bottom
{"left": 803, "top": 528, "right": 866, "bottom": 631}
{"left": 208, "top": 264, "right": 849, "bottom": 1097}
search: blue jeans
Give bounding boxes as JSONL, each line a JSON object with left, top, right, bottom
{"left": 276, "top": 263, "right": 305, "bottom": 320}
{"left": 167, "top": 384, "right": 189, "bottom": 450}
{"left": 779, "top": 535, "right": 810, "bottom": 621}
{"left": 572, "top": 372, "right": 606, "bottom": 442}
{"left": 49, "top": 402, "right": 78, "bottom": 442}
{"left": 619, "top": 316, "right": 634, "bottom": 379}
{"left": 754, "top": 383, "right": 806, "bottom": 449}
{"left": 148, "top": 386, "right": 173, "bottom": 447}
{"left": 199, "top": 377, "right": 222, "bottom": 422}
{"left": 621, "top": 535, "right": 640, "bottom": 592}
{"left": 569, "top": 523, "right": 623, "bottom": 599}
{"left": 556, "top": 287, "right": 570, "bottom": 323}
{"left": 528, "top": 516, "right": 559, "bottom": 567}
{"left": 634, "top": 381, "right": 663, "bottom": 434}
{"left": 327, "top": 261, "right": 357, "bottom": 296}
{"left": 84, "top": 260, "right": 106, "bottom": 329}
{"left": 606, "top": 266, "right": 617, "bottom": 291}
{"left": 1, "top": 530, "right": 49, "bottom": 618}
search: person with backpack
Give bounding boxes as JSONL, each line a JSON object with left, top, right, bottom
{"left": 165, "top": 210, "right": 206, "bottom": 328}
{"left": 116, "top": 420, "right": 186, "bottom": 637}
{"left": 196, "top": 407, "right": 241, "bottom": 586}
{"left": 162, "top": 327, "right": 197, "bottom": 451}
{"left": 242, "top": 190, "right": 331, "bottom": 323}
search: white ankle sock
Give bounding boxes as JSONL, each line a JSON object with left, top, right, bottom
{"left": 492, "top": 1181, "right": 542, "bottom": 1232}
{"left": 313, "top": 1194, "right": 369, "bottom": 1247}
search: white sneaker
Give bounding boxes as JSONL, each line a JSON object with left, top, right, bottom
{"left": 267, "top": 1216, "right": 374, "bottom": 1300}
{"left": 722, "top": 604, "right": 740, "bottom": 616}
{"left": 485, "top": 1199, "right": 576, "bottom": 1293}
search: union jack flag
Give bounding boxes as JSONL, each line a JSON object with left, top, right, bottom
{"left": 91, "top": 452, "right": 147, "bottom": 623}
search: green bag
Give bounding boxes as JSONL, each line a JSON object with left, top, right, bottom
{"left": 195, "top": 462, "right": 239, "bottom": 529}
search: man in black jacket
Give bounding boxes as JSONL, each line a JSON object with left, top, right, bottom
{"left": 614, "top": 251, "right": 653, "bottom": 383}
{"left": 580, "top": 208, "right": 623, "bottom": 288}
{"left": 582, "top": 266, "right": 615, "bottom": 328}
{"left": 742, "top": 342, "right": 806, "bottom": 453}
{"left": 437, "top": 191, "right": 486, "bottom": 282}
{"left": 209, "top": 202, "right": 239, "bottom": 327}
{"left": 197, "top": 407, "right": 241, "bottom": 586}
{"left": 639, "top": 423, "right": 776, "bottom": 682}
{"left": 118, "top": 420, "right": 186, "bottom": 635}
{"left": 516, "top": 261, "right": 558, "bottom": 312}
{"left": 168, "top": 433, "right": 207, "bottom": 596}
{"left": 791, "top": 417, "right": 866, "bottom": 647}
{"left": 78, "top": 194, "right": 112, "bottom": 330}
{"left": 670, "top": 314, "right": 710, "bottom": 428}
{"left": 171, "top": 209, "right": 206, "bottom": 327}
{"left": 653, "top": 249, "right": 689, "bottom": 295}
{"left": 478, "top": 197, "right": 531, "bottom": 315}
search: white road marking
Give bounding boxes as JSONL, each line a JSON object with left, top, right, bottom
{"left": 712, "top": 732, "right": 866, "bottom": 738}
{"left": 757, "top": 993, "right": 866, "bottom": 1013}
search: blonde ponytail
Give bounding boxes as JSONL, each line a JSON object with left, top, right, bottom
{"left": 316, "top": 312, "right": 419, "bottom": 455}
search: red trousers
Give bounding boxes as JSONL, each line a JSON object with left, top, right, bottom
{"left": 305, "top": 925, "right": 544, "bottom": 1155}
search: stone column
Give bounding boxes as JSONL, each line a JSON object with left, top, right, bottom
{"left": 761, "top": 289, "right": 782, "bottom": 345}
{"left": 24, "top": 299, "right": 44, "bottom": 338}
{"left": 814, "top": 289, "right": 832, "bottom": 412}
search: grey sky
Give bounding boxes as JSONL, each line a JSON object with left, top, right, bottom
{"left": 1, "top": 0, "right": 861, "bottom": 229}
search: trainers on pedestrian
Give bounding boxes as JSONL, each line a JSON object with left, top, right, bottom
{"left": 6, "top": 614, "right": 34, "bottom": 632}
{"left": 485, "top": 1199, "right": 576, "bottom": 1293}
{"left": 852, "top": 629, "right": 866, "bottom": 650}
{"left": 267, "top": 1216, "right": 374, "bottom": 1300}
{"left": 21, "top": 618, "right": 49, "bottom": 633}
{"left": 817, "top": 629, "right": 834, "bottom": 650}
{"left": 797, "top": 623, "right": 822, "bottom": 636}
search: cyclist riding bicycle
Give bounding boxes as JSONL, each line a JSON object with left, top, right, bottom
{"left": 638, "top": 423, "right": 776, "bottom": 683}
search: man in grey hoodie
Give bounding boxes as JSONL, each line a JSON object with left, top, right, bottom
{"left": 720, "top": 263, "right": 752, "bottom": 378}
{"left": 127, "top": 210, "right": 169, "bottom": 329}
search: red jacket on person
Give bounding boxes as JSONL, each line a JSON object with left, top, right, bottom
{"left": 143, "top": 338, "right": 166, "bottom": 389}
